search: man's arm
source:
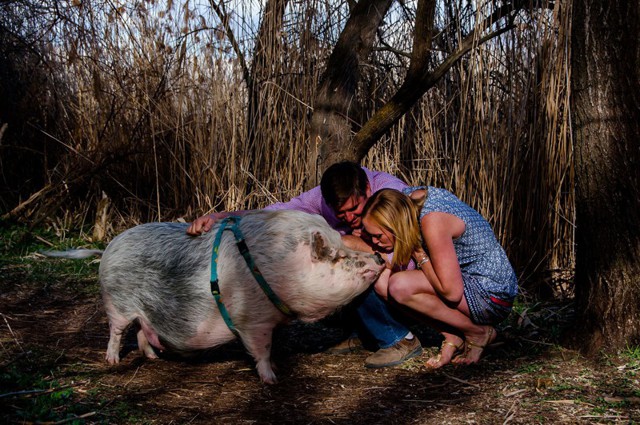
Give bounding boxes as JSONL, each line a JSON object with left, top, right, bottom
{"left": 187, "top": 186, "right": 324, "bottom": 236}
{"left": 264, "top": 186, "right": 323, "bottom": 215}
{"left": 342, "top": 234, "right": 375, "bottom": 253}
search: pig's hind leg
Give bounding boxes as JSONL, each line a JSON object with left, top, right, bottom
{"left": 241, "top": 324, "right": 278, "bottom": 384}
{"left": 136, "top": 327, "right": 158, "bottom": 360}
{"left": 105, "top": 311, "right": 161, "bottom": 363}
{"left": 105, "top": 310, "right": 130, "bottom": 364}
{"left": 137, "top": 318, "right": 162, "bottom": 359}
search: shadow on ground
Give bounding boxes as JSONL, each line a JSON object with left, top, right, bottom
{"left": 1, "top": 258, "right": 639, "bottom": 424}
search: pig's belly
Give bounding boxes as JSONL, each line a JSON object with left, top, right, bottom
{"left": 182, "top": 313, "right": 237, "bottom": 350}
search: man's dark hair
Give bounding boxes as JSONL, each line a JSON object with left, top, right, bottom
{"left": 320, "top": 161, "right": 368, "bottom": 209}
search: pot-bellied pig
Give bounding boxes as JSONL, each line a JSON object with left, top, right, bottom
{"left": 99, "top": 209, "right": 386, "bottom": 384}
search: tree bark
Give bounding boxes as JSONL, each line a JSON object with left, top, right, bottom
{"left": 571, "top": 0, "right": 640, "bottom": 354}
{"left": 307, "top": 0, "right": 394, "bottom": 187}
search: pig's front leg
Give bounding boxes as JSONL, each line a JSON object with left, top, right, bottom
{"left": 241, "top": 324, "right": 278, "bottom": 384}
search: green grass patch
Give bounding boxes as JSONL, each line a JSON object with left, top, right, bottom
{"left": 0, "top": 349, "right": 143, "bottom": 424}
{"left": 0, "top": 348, "right": 90, "bottom": 423}
{"left": 622, "top": 345, "right": 640, "bottom": 364}
{"left": 518, "top": 363, "right": 543, "bottom": 374}
{"left": 0, "top": 224, "right": 102, "bottom": 295}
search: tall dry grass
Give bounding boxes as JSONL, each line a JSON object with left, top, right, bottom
{"left": 0, "top": 0, "right": 573, "bottom": 295}
{"left": 365, "top": 1, "right": 573, "bottom": 294}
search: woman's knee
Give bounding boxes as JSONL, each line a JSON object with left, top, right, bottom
{"left": 388, "top": 274, "right": 413, "bottom": 304}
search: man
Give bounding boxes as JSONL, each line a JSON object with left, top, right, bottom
{"left": 187, "top": 161, "right": 422, "bottom": 368}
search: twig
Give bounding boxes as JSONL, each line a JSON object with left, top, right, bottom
{"left": 183, "top": 380, "right": 224, "bottom": 386}
{"left": 0, "top": 388, "right": 50, "bottom": 399}
{"left": 0, "top": 383, "right": 75, "bottom": 399}
{"left": 0, "top": 350, "right": 31, "bottom": 370}
{"left": 47, "top": 411, "right": 97, "bottom": 425}
{"left": 1, "top": 313, "right": 22, "bottom": 351}
{"left": 504, "top": 388, "right": 527, "bottom": 397}
{"left": 0, "top": 122, "right": 8, "bottom": 143}
{"left": 123, "top": 365, "right": 140, "bottom": 387}
{"left": 579, "top": 415, "right": 629, "bottom": 420}
{"left": 186, "top": 413, "right": 200, "bottom": 424}
{"left": 441, "top": 372, "right": 480, "bottom": 388}
{"left": 34, "top": 234, "right": 55, "bottom": 247}
{"left": 503, "top": 400, "right": 518, "bottom": 424}
{"left": 519, "top": 337, "right": 556, "bottom": 346}
{"left": 544, "top": 399, "right": 595, "bottom": 407}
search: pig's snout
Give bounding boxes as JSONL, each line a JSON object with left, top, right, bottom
{"left": 360, "top": 253, "right": 386, "bottom": 282}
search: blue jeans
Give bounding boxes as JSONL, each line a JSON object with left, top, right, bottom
{"left": 353, "top": 287, "right": 411, "bottom": 349}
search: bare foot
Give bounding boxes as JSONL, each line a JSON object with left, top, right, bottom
{"left": 452, "top": 327, "right": 496, "bottom": 365}
{"left": 425, "top": 335, "right": 464, "bottom": 369}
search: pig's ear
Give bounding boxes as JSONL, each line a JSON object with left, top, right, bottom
{"left": 310, "top": 231, "right": 337, "bottom": 262}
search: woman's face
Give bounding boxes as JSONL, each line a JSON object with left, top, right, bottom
{"left": 362, "top": 215, "right": 395, "bottom": 251}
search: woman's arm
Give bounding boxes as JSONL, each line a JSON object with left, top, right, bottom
{"left": 415, "top": 212, "right": 466, "bottom": 304}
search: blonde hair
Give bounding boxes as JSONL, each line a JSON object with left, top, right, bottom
{"left": 362, "top": 188, "right": 426, "bottom": 268}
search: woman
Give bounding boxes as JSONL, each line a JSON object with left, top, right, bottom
{"left": 361, "top": 187, "right": 518, "bottom": 368}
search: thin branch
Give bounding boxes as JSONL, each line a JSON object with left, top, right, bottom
{"left": 353, "top": 0, "right": 550, "bottom": 161}
{"left": 207, "top": 0, "right": 251, "bottom": 88}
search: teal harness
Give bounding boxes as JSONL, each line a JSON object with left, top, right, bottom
{"left": 209, "top": 216, "right": 295, "bottom": 336}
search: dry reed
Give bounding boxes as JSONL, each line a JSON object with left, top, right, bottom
{"left": 0, "top": 0, "right": 573, "bottom": 294}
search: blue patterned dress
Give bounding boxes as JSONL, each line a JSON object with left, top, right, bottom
{"left": 404, "top": 186, "right": 518, "bottom": 325}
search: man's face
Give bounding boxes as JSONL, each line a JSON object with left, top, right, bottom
{"left": 335, "top": 185, "right": 371, "bottom": 230}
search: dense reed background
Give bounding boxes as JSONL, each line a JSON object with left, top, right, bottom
{"left": 0, "top": 0, "right": 572, "bottom": 296}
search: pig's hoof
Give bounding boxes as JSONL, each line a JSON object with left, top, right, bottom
{"left": 258, "top": 366, "right": 278, "bottom": 384}
{"left": 140, "top": 346, "right": 159, "bottom": 360}
{"left": 260, "top": 374, "right": 278, "bottom": 385}
{"left": 105, "top": 353, "right": 120, "bottom": 364}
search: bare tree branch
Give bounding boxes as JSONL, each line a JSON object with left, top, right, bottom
{"left": 208, "top": 0, "right": 251, "bottom": 88}
{"left": 351, "top": 0, "right": 547, "bottom": 161}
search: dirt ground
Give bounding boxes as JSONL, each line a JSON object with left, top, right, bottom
{"left": 1, "top": 256, "right": 639, "bottom": 424}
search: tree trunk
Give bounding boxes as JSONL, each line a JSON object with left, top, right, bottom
{"left": 571, "top": 0, "right": 640, "bottom": 354}
{"left": 307, "top": 0, "right": 394, "bottom": 187}
{"left": 309, "top": 0, "right": 536, "bottom": 173}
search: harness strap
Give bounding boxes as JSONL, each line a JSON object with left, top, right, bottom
{"left": 210, "top": 217, "right": 239, "bottom": 336}
{"left": 210, "top": 216, "right": 295, "bottom": 336}
{"left": 224, "top": 219, "right": 295, "bottom": 317}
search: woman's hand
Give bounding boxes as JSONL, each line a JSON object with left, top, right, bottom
{"left": 412, "top": 248, "right": 429, "bottom": 266}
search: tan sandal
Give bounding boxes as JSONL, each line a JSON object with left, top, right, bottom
{"left": 425, "top": 340, "right": 464, "bottom": 369}
{"left": 453, "top": 328, "right": 495, "bottom": 365}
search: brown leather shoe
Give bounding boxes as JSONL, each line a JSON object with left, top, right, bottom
{"left": 364, "top": 337, "right": 422, "bottom": 368}
{"left": 326, "top": 336, "right": 363, "bottom": 354}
